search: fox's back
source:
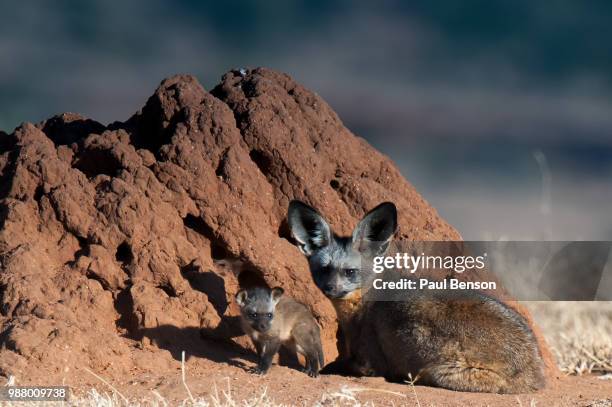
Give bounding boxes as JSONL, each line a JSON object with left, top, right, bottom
{"left": 266, "top": 297, "right": 320, "bottom": 342}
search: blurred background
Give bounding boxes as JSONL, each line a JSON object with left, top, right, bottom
{"left": 1, "top": 0, "right": 611, "bottom": 240}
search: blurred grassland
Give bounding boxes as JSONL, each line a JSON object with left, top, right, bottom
{"left": 526, "top": 301, "right": 612, "bottom": 375}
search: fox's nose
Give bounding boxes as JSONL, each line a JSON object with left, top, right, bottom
{"left": 324, "top": 283, "right": 334, "bottom": 293}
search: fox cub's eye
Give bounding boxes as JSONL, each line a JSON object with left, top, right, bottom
{"left": 344, "top": 268, "right": 358, "bottom": 277}
{"left": 266, "top": 313, "right": 273, "bottom": 319}
{"left": 249, "top": 312, "right": 258, "bottom": 319}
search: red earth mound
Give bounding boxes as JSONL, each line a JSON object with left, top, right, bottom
{"left": 0, "top": 68, "right": 554, "bottom": 385}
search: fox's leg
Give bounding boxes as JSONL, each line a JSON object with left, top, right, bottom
{"left": 252, "top": 339, "right": 264, "bottom": 358}
{"left": 292, "top": 324, "right": 323, "bottom": 377}
{"left": 254, "top": 339, "right": 281, "bottom": 375}
{"left": 319, "top": 327, "right": 365, "bottom": 376}
{"left": 303, "top": 351, "right": 320, "bottom": 377}
{"left": 293, "top": 341, "right": 321, "bottom": 377}
{"left": 301, "top": 342, "right": 323, "bottom": 377}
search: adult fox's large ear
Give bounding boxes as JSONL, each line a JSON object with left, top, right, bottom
{"left": 352, "top": 202, "right": 397, "bottom": 256}
{"left": 287, "top": 200, "right": 331, "bottom": 256}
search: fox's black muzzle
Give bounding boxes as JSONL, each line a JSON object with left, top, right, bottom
{"left": 254, "top": 320, "right": 272, "bottom": 333}
{"left": 322, "top": 284, "right": 350, "bottom": 299}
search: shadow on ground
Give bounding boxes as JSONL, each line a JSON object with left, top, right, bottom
{"left": 139, "top": 318, "right": 301, "bottom": 373}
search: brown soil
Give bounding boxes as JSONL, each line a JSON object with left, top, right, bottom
{"left": 1, "top": 68, "right": 604, "bottom": 404}
{"left": 8, "top": 351, "right": 611, "bottom": 406}
{"left": 109, "top": 360, "right": 612, "bottom": 406}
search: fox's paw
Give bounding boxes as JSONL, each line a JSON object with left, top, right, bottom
{"left": 250, "top": 366, "right": 269, "bottom": 375}
{"left": 300, "top": 367, "right": 319, "bottom": 378}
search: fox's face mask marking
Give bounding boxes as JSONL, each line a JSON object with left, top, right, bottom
{"left": 236, "top": 287, "right": 284, "bottom": 333}
{"left": 288, "top": 201, "right": 397, "bottom": 299}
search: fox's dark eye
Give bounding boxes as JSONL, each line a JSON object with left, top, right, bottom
{"left": 266, "top": 313, "right": 273, "bottom": 319}
{"left": 249, "top": 312, "right": 258, "bottom": 319}
{"left": 344, "top": 268, "right": 358, "bottom": 277}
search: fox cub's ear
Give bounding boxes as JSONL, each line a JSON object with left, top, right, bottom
{"left": 235, "top": 290, "right": 248, "bottom": 307}
{"left": 270, "top": 287, "right": 284, "bottom": 304}
{"left": 287, "top": 200, "right": 331, "bottom": 256}
{"left": 352, "top": 202, "right": 397, "bottom": 256}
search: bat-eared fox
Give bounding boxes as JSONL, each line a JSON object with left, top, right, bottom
{"left": 236, "top": 286, "right": 324, "bottom": 377}
{"left": 287, "top": 200, "right": 545, "bottom": 393}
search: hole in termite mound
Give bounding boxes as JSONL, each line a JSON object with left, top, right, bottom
{"left": 115, "top": 241, "right": 134, "bottom": 264}
{"left": 73, "top": 148, "right": 122, "bottom": 178}
{"left": 249, "top": 149, "right": 273, "bottom": 175}
{"left": 237, "top": 269, "right": 269, "bottom": 290}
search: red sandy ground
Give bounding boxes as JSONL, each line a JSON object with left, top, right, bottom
{"left": 116, "top": 362, "right": 611, "bottom": 407}
{"left": 13, "top": 340, "right": 610, "bottom": 406}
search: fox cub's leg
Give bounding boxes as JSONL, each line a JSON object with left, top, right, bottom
{"left": 255, "top": 339, "right": 281, "bottom": 375}
{"left": 292, "top": 324, "right": 323, "bottom": 377}
{"left": 300, "top": 341, "right": 322, "bottom": 377}
{"left": 253, "top": 340, "right": 264, "bottom": 358}
{"left": 303, "top": 350, "right": 321, "bottom": 377}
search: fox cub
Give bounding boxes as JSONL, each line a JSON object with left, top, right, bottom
{"left": 236, "top": 286, "right": 324, "bottom": 377}
{"left": 287, "top": 200, "right": 545, "bottom": 393}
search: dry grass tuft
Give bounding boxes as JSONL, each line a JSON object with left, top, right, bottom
{"left": 526, "top": 301, "right": 612, "bottom": 375}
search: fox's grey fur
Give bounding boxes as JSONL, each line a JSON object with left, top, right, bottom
{"left": 236, "top": 286, "right": 324, "bottom": 377}
{"left": 287, "top": 200, "right": 545, "bottom": 393}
